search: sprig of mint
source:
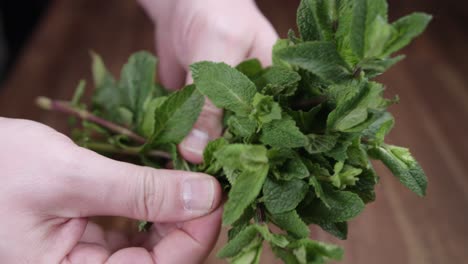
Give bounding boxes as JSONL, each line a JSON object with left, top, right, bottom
{"left": 36, "top": 0, "right": 431, "bottom": 263}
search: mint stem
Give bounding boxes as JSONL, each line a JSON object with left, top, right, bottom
{"left": 84, "top": 142, "right": 171, "bottom": 159}
{"left": 36, "top": 97, "right": 146, "bottom": 144}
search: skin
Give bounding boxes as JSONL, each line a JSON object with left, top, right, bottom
{"left": 0, "top": 0, "right": 277, "bottom": 263}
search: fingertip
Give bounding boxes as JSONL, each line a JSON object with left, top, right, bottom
{"left": 178, "top": 128, "right": 210, "bottom": 164}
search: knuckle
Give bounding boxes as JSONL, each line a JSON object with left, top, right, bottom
{"left": 133, "top": 168, "right": 165, "bottom": 221}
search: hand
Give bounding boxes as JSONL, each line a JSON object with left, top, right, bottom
{"left": 139, "top": 0, "right": 278, "bottom": 163}
{"left": 0, "top": 117, "right": 222, "bottom": 263}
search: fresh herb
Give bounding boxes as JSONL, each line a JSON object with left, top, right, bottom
{"left": 36, "top": 0, "right": 431, "bottom": 263}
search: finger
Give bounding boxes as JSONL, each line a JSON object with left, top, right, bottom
{"left": 247, "top": 20, "right": 278, "bottom": 66}
{"left": 179, "top": 74, "right": 223, "bottom": 163}
{"left": 178, "top": 36, "right": 250, "bottom": 163}
{"left": 156, "top": 29, "right": 185, "bottom": 90}
{"left": 64, "top": 243, "right": 110, "bottom": 264}
{"left": 151, "top": 206, "right": 223, "bottom": 264}
{"left": 53, "top": 147, "right": 222, "bottom": 223}
{"left": 79, "top": 222, "right": 109, "bottom": 249}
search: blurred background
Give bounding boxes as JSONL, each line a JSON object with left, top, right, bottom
{"left": 0, "top": 0, "right": 467, "bottom": 263}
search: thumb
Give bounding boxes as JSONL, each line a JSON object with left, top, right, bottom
{"left": 58, "top": 147, "right": 222, "bottom": 222}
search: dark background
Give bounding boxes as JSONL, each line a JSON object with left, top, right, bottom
{"left": 0, "top": 1, "right": 467, "bottom": 263}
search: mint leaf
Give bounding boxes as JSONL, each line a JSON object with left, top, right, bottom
{"left": 255, "top": 224, "right": 290, "bottom": 248}
{"left": 319, "top": 222, "right": 348, "bottom": 240}
{"left": 305, "top": 134, "right": 338, "bottom": 154}
{"left": 362, "top": 111, "right": 394, "bottom": 145}
{"left": 327, "top": 81, "right": 371, "bottom": 131}
{"left": 227, "top": 116, "right": 257, "bottom": 138}
{"left": 148, "top": 85, "right": 204, "bottom": 145}
{"left": 347, "top": 166, "right": 378, "bottom": 203}
{"left": 383, "top": 13, "right": 432, "bottom": 57}
{"left": 350, "top": 0, "right": 388, "bottom": 59}
{"left": 275, "top": 41, "right": 351, "bottom": 83}
{"left": 230, "top": 237, "right": 263, "bottom": 264}
{"left": 263, "top": 178, "right": 308, "bottom": 214}
{"left": 236, "top": 59, "right": 263, "bottom": 78}
{"left": 288, "top": 239, "right": 344, "bottom": 262}
{"left": 277, "top": 157, "right": 310, "bottom": 180}
{"left": 260, "top": 118, "right": 309, "bottom": 148}
{"left": 301, "top": 187, "right": 365, "bottom": 224}
{"left": 297, "top": 0, "right": 335, "bottom": 41}
{"left": 257, "top": 66, "right": 301, "bottom": 97}
{"left": 191, "top": 61, "right": 256, "bottom": 115}
{"left": 216, "top": 144, "right": 268, "bottom": 174}
{"left": 250, "top": 93, "right": 282, "bottom": 125}
{"left": 369, "top": 144, "right": 427, "bottom": 196}
{"left": 270, "top": 210, "right": 310, "bottom": 238}
{"left": 330, "top": 162, "right": 362, "bottom": 189}
{"left": 140, "top": 96, "right": 167, "bottom": 138}
{"left": 223, "top": 164, "right": 269, "bottom": 225}
{"left": 218, "top": 225, "right": 259, "bottom": 258}
{"left": 360, "top": 55, "right": 405, "bottom": 78}
{"left": 120, "top": 51, "right": 158, "bottom": 127}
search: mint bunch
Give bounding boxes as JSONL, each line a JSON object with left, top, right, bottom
{"left": 37, "top": 0, "right": 431, "bottom": 263}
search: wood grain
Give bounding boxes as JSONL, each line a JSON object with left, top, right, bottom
{"left": 1, "top": 0, "right": 467, "bottom": 263}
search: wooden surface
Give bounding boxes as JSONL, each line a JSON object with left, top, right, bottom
{"left": 1, "top": 0, "right": 467, "bottom": 263}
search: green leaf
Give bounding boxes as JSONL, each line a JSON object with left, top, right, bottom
{"left": 148, "top": 85, "right": 204, "bottom": 145}
{"left": 350, "top": 0, "right": 388, "bottom": 59}
{"left": 201, "top": 138, "right": 229, "bottom": 174}
{"left": 288, "top": 239, "right": 344, "bottom": 261}
{"left": 288, "top": 104, "right": 324, "bottom": 133}
{"left": 256, "top": 66, "right": 301, "bottom": 97}
{"left": 327, "top": 81, "right": 371, "bottom": 131}
{"left": 260, "top": 118, "right": 309, "bottom": 148}
{"left": 191, "top": 61, "right": 257, "bottom": 115}
{"left": 278, "top": 157, "right": 310, "bottom": 180}
{"left": 305, "top": 134, "right": 339, "bottom": 154}
{"left": 119, "top": 51, "right": 158, "bottom": 126}
{"left": 369, "top": 144, "right": 427, "bottom": 196}
{"left": 297, "top": 0, "right": 336, "bottom": 41}
{"left": 362, "top": 111, "right": 395, "bottom": 145}
{"left": 236, "top": 59, "right": 263, "bottom": 78}
{"left": 250, "top": 93, "right": 282, "bottom": 125}
{"left": 301, "top": 187, "right": 365, "bottom": 224}
{"left": 227, "top": 116, "right": 257, "bottom": 138}
{"left": 140, "top": 96, "right": 167, "bottom": 138}
{"left": 383, "top": 13, "right": 432, "bottom": 57}
{"left": 330, "top": 162, "right": 362, "bottom": 189}
{"left": 365, "top": 15, "right": 395, "bottom": 58}
{"left": 230, "top": 237, "right": 263, "bottom": 264}
{"left": 71, "top": 80, "right": 86, "bottom": 106}
{"left": 347, "top": 166, "right": 379, "bottom": 203}
{"left": 216, "top": 144, "right": 268, "bottom": 174}
{"left": 223, "top": 164, "right": 269, "bottom": 225}
{"left": 325, "top": 133, "right": 357, "bottom": 161}
{"left": 319, "top": 222, "right": 348, "bottom": 240}
{"left": 270, "top": 210, "right": 310, "bottom": 238}
{"left": 275, "top": 41, "right": 351, "bottom": 83}
{"left": 263, "top": 178, "right": 308, "bottom": 214}
{"left": 360, "top": 55, "right": 405, "bottom": 78}
{"left": 255, "top": 224, "right": 290, "bottom": 248}
{"left": 218, "top": 225, "right": 259, "bottom": 258}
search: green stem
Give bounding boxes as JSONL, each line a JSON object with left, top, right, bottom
{"left": 36, "top": 97, "right": 146, "bottom": 144}
{"left": 84, "top": 142, "right": 171, "bottom": 159}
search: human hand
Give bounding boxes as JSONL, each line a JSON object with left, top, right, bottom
{"left": 139, "top": 0, "right": 278, "bottom": 163}
{"left": 0, "top": 117, "right": 222, "bottom": 263}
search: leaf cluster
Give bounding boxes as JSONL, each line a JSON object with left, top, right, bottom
{"left": 48, "top": 1, "right": 431, "bottom": 263}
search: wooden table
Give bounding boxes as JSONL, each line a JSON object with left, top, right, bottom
{"left": 1, "top": 0, "right": 467, "bottom": 263}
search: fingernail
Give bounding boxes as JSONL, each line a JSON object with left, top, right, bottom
{"left": 182, "top": 177, "right": 215, "bottom": 212}
{"left": 180, "top": 129, "right": 210, "bottom": 156}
